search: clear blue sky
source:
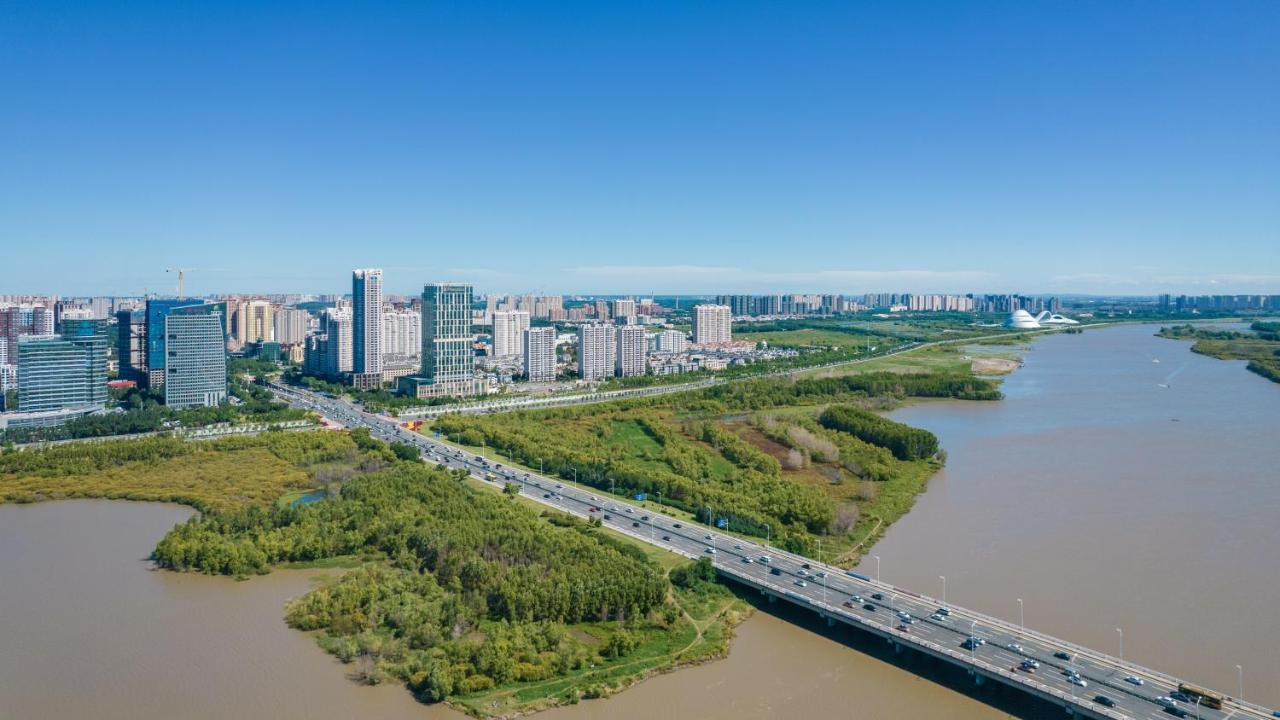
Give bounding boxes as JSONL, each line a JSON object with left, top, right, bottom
{"left": 2, "top": 1, "right": 1277, "bottom": 297}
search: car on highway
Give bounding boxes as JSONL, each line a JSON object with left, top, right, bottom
{"left": 1093, "top": 695, "right": 1116, "bottom": 707}
{"left": 1124, "top": 675, "right": 1144, "bottom": 686}
{"left": 705, "top": 547, "right": 716, "bottom": 554}
{"left": 704, "top": 534, "right": 713, "bottom": 540}
{"left": 741, "top": 556, "right": 753, "bottom": 563}
{"left": 632, "top": 522, "right": 640, "bottom": 528}
{"left": 1005, "top": 643, "right": 1023, "bottom": 652}
{"left": 871, "top": 593, "right": 883, "bottom": 601}
{"left": 862, "top": 603, "right": 877, "bottom": 612}
{"left": 759, "top": 555, "right": 771, "bottom": 563}
{"left": 625, "top": 507, "right": 634, "bottom": 514}
{"left": 603, "top": 514, "right": 612, "bottom": 520}
{"left": 797, "top": 568, "right": 808, "bottom": 576}
{"left": 673, "top": 523, "right": 682, "bottom": 529}
{"left": 733, "top": 543, "right": 741, "bottom": 550}
{"left": 930, "top": 612, "right": 945, "bottom": 621}
{"left": 1067, "top": 675, "right": 1086, "bottom": 688}
{"left": 896, "top": 623, "right": 910, "bottom": 633}
{"left": 794, "top": 579, "right": 807, "bottom": 587}
{"left": 770, "top": 567, "right": 782, "bottom": 576}
{"left": 850, "top": 594, "right": 863, "bottom": 604}
{"left": 801, "top": 563, "right": 811, "bottom": 570}
{"left": 1169, "top": 691, "right": 1191, "bottom": 703}
{"left": 1018, "top": 659, "right": 1039, "bottom": 673}
{"left": 1053, "top": 651, "right": 1072, "bottom": 661}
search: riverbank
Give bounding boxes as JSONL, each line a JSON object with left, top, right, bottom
{"left": 1156, "top": 322, "right": 1280, "bottom": 383}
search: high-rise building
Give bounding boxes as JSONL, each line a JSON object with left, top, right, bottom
{"left": 1, "top": 304, "right": 54, "bottom": 367}
{"left": 611, "top": 299, "right": 637, "bottom": 324}
{"left": 352, "top": 269, "right": 384, "bottom": 375}
{"left": 652, "top": 329, "right": 689, "bottom": 353}
{"left": 16, "top": 319, "right": 109, "bottom": 412}
{"left": 321, "top": 308, "right": 353, "bottom": 376}
{"left": 492, "top": 310, "right": 530, "bottom": 357}
{"left": 401, "top": 283, "right": 474, "bottom": 396}
{"left": 523, "top": 326, "right": 556, "bottom": 382}
{"left": 273, "top": 307, "right": 310, "bottom": 345}
{"left": 382, "top": 309, "right": 421, "bottom": 358}
{"left": 232, "top": 300, "right": 275, "bottom": 346}
{"left": 577, "top": 323, "right": 615, "bottom": 380}
{"left": 145, "top": 298, "right": 224, "bottom": 388}
{"left": 114, "top": 309, "right": 147, "bottom": 384}
{"left": 692, "top": 304, "right": 732, "bottom": 344}
{"left": 615, "top": 325, "right": 647, "bottom": 378}
{"left": 163, "top": 307, "right": 228, "bottom": 408}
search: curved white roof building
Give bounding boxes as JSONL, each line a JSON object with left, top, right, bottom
{"left": 1004, "top": 310, "right": 1041, "bottom": 329}
{"left": 1038, "top": 312, "right": 1079, "bottom": 326}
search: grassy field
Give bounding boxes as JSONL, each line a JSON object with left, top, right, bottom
{"left": 0, "top": 432, "right": 366, "bottom": 512}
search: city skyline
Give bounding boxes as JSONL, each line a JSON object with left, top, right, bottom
{"left": 2, "top": 2, "right": 1276, "bottom": 297}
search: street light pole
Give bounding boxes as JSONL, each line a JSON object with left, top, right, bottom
{"left": 1017, "top": 598, "right": 1024, "bottom": 639}
{"left": 1235, "top": 664, "right": 1243, "bottom": 702}
{"left": 1116, "top": 628, "right": 1123, "bottom": 663}
{"left": 874, "top": 555, "right": 881, "bottom": 584}
{"left": 939, "top": 575, "right": 947, "bottom": 610}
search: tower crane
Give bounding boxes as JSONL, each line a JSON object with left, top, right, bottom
{"left": 166, "top": 268, "right": 191, "bottom": 297}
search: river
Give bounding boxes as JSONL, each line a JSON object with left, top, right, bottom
{"left": 864, "top": 323, "right": 1280, "bottom": 708}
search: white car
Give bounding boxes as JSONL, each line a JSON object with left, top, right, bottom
{"left": 1124, "top": 675, "right": 1144, "bottom": 686}
{"left": 705, "top": 547, "right": 716, "bottom": 554}
{"left": 1068, "top": 676, "right": 1087, "bottom": 688}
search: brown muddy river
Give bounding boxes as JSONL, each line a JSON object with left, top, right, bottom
{"left": 2, "top": 323, "right": 1274, "bottom": 717}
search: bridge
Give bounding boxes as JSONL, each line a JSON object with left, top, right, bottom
{"left": 272, "top": 383, "right": 1277, "bottom": 720}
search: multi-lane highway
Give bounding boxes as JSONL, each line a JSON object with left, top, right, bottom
{"left": 272, "top": 383, "right": 1276, "bottom": 720}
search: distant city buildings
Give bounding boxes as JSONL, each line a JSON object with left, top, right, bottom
{"left": 692, "top": 304, "right": 732, "bottom": 344}
{"left": 615, "top": 325, "right": 647, "bottom": 377}
{"left": 611, "top": 299, "right": 637, "bottom": 324}
{"left": 577, "top": 323, "right": 614, "bottom": 380}
{"left": 492, "top": 310, "right": 530, "bottom": 358}
{"left": 523, "top": 326, "right": 556, "bottom": 382}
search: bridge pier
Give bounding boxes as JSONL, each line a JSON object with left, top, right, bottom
{"left": 825, "top": 616, "right": 835, "bottom": 627}
{"left": 972, "top": 672, "right": 985, "bottom": 687}
{"left": 766, "top": 593, "right": 776, "bottom": 604}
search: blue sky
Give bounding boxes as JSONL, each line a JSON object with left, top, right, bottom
{"left": 2, "top": 1, "right": 1277, "bottom": 297}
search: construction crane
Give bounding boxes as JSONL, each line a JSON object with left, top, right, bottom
{"left": 166, "top": 268, "right": 191, "bottom": 297}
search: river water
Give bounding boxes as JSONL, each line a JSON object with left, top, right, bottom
{"left": 866, "top": 323, "right": 1280, "bottom": 708}
{"left": 2, "top": 322, "right": 1274, "bottom": 717}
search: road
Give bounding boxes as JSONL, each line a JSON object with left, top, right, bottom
{"left": 272, "top": 383, "right": 1277, "bottom": 720}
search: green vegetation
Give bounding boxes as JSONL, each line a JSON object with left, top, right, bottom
{"left": 1157, "top": 324, "right": 1280, "bottom": 384}
{"left": 153, "top": 462, "right": 749, "bottom": 716}
{"left": 431, "top": 368, "right": 988, "bottom": 560}
{"left": 819, "top": 405, "right": 939, "bottom": 461}
{"left": 0, "top": 431, "right": 366, "bottom": 512}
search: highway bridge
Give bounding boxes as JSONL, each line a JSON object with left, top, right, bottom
{"left": 271, "top": 383, "right": 1277, "bottom": 720}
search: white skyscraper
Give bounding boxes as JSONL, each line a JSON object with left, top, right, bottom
{"left": 577, "top": 323, "right": 615, "bottom": 380}
{"left": 692, "top": 304, "right": 732, "bottom": 344}
{"left": 523, "top": 326, "right": 556, "bottom": 382}
{"left": 615, "top": 325, "right": 647, "bottom": 378}
{"left": 352, "top": 268, "right": 383, "bottom": 374}
{"left": 492, "top": 310, "right": 530, "bottom": 358}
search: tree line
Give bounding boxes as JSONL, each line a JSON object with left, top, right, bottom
{"left": 818, "top": 405, "right": 940, "bottom": 461}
